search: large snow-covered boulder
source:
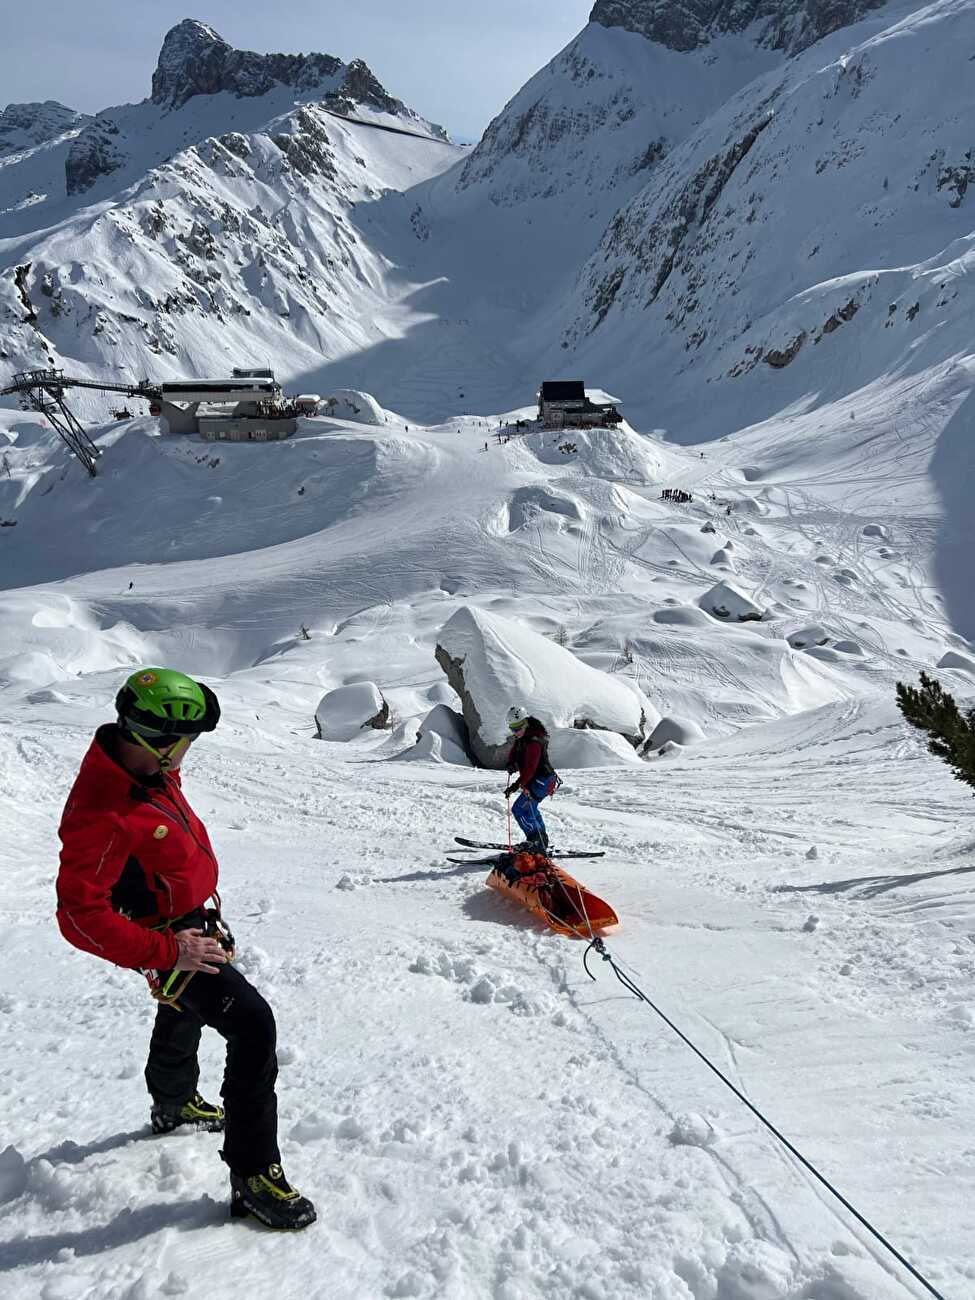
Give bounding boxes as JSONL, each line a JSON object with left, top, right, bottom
{"left": 643, "top": 716, "right": 706, "bottom": 754}
{"left": 322, "top": 390, "right": 389, "bottom": 426}
{"left": 699, "top": 582, "right": 765, "bottom": 623}
{"left": 404, "top": 703, "right": 472, "bottom": 766}
{"left": 315, "top": 682, "right": 389, "bottom": 740}
{"left": 435, "top": 606, "right": 655, "bottom": 768}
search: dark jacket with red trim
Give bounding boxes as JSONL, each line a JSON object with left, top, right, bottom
{"left": 507, "top": 718, "right": 555, "bottom": 788}
{"left": 56, "top": 726, "right": 219, "bottom": 971}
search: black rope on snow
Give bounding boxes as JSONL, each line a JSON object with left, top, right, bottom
{"left": 582, "top": 937, "right": 948, "bottom": 1300}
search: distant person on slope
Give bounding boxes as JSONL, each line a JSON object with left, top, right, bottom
{"left": 504, "top": 706, "right": 561, "bottom": 851}
{"left": 55, "top": 668, "right": 315, "bottom": 1231}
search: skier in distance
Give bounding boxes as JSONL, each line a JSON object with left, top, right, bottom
{"left": 504, "top": 706, "right": 561, "bottom": 851}
{"left": 55, "top": 667, "right": 315, "bottom": 1230}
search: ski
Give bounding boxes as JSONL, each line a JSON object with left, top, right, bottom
{"left": 454, "top": 836, "right": 604, "bottom": 858}
{"left": 446, "top": 850, "right": 604, "bottom": 865}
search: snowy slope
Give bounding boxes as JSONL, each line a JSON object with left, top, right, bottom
{"left": 2, "top": 368, "right": 974, "bottom": 1297}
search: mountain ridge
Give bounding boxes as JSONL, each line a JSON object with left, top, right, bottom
{"left": 589, "top": 0, "right": 890, "bottom": 54}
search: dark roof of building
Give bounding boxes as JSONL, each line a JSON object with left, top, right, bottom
{"left": 540, "top": 380, "right": 586, "bottom": 402}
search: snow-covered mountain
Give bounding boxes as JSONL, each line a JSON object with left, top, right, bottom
{"left": 411, "top": 0, "right": 974, "bottom": 436}
{"left": 558, "top": 0, "right": 975, "bottom": 436}
{"left": 0, "top": 20, "right": 457, "bottom": 400}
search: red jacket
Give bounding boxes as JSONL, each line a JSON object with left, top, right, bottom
{"left": 56, "top": 726, "right": 219, "bottom": 971}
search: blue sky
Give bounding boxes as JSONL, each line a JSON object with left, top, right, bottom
{"left": 2, "top": 1, "right": 595, "bottom": 140}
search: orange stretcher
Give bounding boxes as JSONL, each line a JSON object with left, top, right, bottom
{"left": 486, "top": 853, "right": 619, "bottom": 937}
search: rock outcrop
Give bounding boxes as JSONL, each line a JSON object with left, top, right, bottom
{"left": 151, "top": 19, "right": 344, "bottom": 109}
{"left": 0, "top": 101, "right": 89, "bottom": 154}
{"left": 65, "top": 117, "right": 125, "bottom": 195}
{"left": 588, "top": 0, "right": 888, "bottom": 57}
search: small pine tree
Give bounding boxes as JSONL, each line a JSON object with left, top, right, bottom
{"left": 896, "top": 672, "right": 975, "bottom": 793}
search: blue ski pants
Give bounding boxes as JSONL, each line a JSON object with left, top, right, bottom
{"left": 512, "top": 775, "right": 557, "bottom": 843}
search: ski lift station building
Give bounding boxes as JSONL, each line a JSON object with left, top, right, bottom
{"left": 156, "top": 369, "right": 319, "bottom": 441}
{"left": 538, "top": 380, "right": 622, "bottom": 430}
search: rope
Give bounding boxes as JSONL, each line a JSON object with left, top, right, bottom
{"left": 581, "top": 937, "right": 947, "bottom": 1300}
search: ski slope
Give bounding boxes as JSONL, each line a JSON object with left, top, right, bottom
{"left": 1, "top": 377, "right": 974, "bottom": 1298}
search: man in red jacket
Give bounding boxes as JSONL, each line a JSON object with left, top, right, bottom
{"left": 56, "top": 667, "right": 315, "bottom": 1231}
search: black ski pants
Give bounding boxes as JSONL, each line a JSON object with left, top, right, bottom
{"left": 145, "top": 961, "right": 280, "bottom": 1175}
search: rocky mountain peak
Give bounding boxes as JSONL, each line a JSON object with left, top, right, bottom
{"left": 150, "top": 17, "right": 347, "bottom": 110}
{"left": 0, "top": 101, "right": 90, "bottom": 153}
{"left": 588, "top": 0, "right": 888, "bottom": 56}
{"left": 151, "top": 20, "right": 230, "bottom": 107}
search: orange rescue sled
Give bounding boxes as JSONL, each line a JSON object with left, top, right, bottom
{"left": 486, "top": 853, "right": 619, "bottom": 937}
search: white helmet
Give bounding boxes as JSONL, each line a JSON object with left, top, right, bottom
{"left": 507, "top": 705, "right": 529, "bottom": 732}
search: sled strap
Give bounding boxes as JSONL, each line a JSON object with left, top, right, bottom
{"left": 580, "top": 938, "right": 947, "bottom": 1300}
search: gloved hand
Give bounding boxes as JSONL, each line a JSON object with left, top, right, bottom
{"left": 504, "top": 783, "right": 519, "bottom": 797}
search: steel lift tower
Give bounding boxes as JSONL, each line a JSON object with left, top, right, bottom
{"left": 0, "top": 369, "right": 162, "bottom": 477}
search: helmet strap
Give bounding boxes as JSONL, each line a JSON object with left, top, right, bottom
{"left": 130, "top": 730, "right": 190, "bottom": 773}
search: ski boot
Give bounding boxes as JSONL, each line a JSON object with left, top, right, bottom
{"left": 230, "top": 1163, "right": 317, "bottom": 1230}
{"left": 151, "top": 1091, "right": 225, "bottom": 1135}
{"left": 513, "top": 836, "right": 548, "bottom": 852}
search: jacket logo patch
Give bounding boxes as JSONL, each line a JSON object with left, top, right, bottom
{"left": 153, "top": 825, "right": 169, "bottom": 840}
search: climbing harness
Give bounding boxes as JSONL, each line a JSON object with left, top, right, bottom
{"left": 581, "top": 936, "right": 947, "bottom": 1300}
{"left": 145, "top": 906, "right": 236, "bottom": 1011}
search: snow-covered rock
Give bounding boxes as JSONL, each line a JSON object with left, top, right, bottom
{"left": 699, "top": 581, "right": 764, "bottom": 623}
{"left": 645, "top": 715, "right": 706, "bottom": 751}
{"left": 937, "top": 651, "right": 975, "bottom": 677}
{"left": 322, "top": 391, "right": 389, "bottom": 426}
{"left": 403, "top": 703, "right": 472, "bottom": 766}
{"left": 548, "top": 727, "right": 644, "bottom": 768}
{"left": 315, "top": 682, "right": 389, "bottom": 740}
{"left": 435, "top": 606, "right": 654, "bottom": 767}
{"left": 787, "top": 625, "right": 832, "bottom": 649}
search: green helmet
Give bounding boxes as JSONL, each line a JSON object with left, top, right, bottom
{"left": 116, "top": 667, "right": 219, "bottom": 739}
